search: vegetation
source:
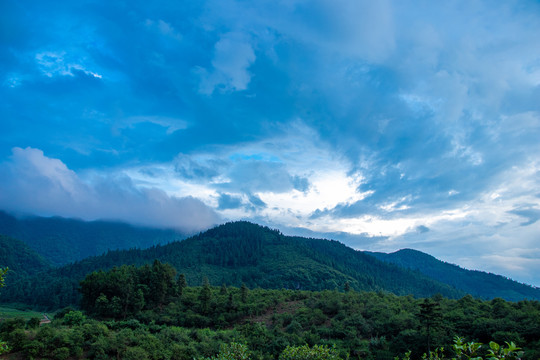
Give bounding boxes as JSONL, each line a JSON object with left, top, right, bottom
{"left": 0, "top": 306, "right": 44, "bottom": 321}
{"left": 0, "top": 267, "right": 9, "bottom": 355}
{"left": 369, "top": 249, "right": 540, "bottom": 301}
{"left": 1, "top": 220, "right": 540, "bottom": 359}
{"left": 1, "top": 222, "right": 469, "bottom": 309}
{"left": 0, "top": 210, "right": 184, "bottom": 266}
{"left": 2, "top": 221, "right": 539, "bottom": 311}
{"left": 2, "top": 260, "right": 539, "bottom": 359}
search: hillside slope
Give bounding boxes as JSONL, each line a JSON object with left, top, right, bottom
{"left": 0, "top": 234, "right": 51, "bottom": 274}
{"left": 0, "top": 221, "right": 465, "bottom": 308}
{"left": 0, "top": 234, "right": 52, "bottom": 298}
{"left": 367, "top": 248, "right": 540, "bottom": 301}
{"left": 0, "top": 210, "right": 186, "bottom": 266}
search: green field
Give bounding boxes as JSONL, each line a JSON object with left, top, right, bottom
{"left": 0, "top": 306, "right": 45, "bottom": 321}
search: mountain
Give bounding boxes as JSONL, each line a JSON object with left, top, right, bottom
{"left": 2, "top": 221, "right": 538, "bottom": 309}
{"left": 0, "top": 221, "right": 465, "bottom": 308}
{"left": 367, "top": 248, "right": 540, "bottom": 302}
{"left": 0, "top": 234, "right": 51, "bottom": 276}
{"left": 0, "top": 234, "right": 52, "bottom": 299}
{"left": 0, "top": 210, "right": 186, "bottom": 266}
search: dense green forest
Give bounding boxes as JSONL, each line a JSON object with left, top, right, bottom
{"left": 1, "top": 222, "right": 469, "bottom": 309}
{"left": 368, "top": 249, "right": 540, "bottom": 301}
{"left": 0, "top": 211, "right": 184, "bottom": 266}
{"left": 2, "top": 220, "right": 540, "bottom": 359}
{"left": 2, "top": 215, "right": 539, "bottom": 302}
{"left": 1, "top": 262, "right": 539, "bottom": 359}
{"left": 2, "top": 221, "right": 540, "bottom": 311}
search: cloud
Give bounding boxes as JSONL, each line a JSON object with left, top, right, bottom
{"left": 2, "top": 0, "right": 540, "bottom": 285}
{"left": 119, "top": 116, "right": 188, "bottom": 135}
{"left": 217, "top": 193, "right": 243, "bottom": 210}
{"left": 196, "top": 32, "right": 256, "bottom": 95}
{"left": 35, "top": 51, "right": 102, "bottom": 79}
{"left": 224, "top": 160, "right": 309, "bottom": 193}
{"left": 0, "top": 147, "right": 220, "bottom": 232}
{"left": 173, "top": 154, "right": 226, "bottom": 181}
{"left": 509, "top": 206, "right": 540, "bottom": 226}
{"left": 145, "top": 19, "right": 182, "bottom": 41}
{"left": 247, "top": 193, "right": 266, "bottom": 208}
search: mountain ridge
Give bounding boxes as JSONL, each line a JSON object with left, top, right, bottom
{"left": 0, "top": 210, "right": 186, "bottom": 266}
{"left": 367, "top": 248, "right": 540, "bottom": 301}
{"left": 1, "top": 215, "right": 539, "bottom": 307}
{"left": 1, "top": 221, "right": 466, "bottom": 308}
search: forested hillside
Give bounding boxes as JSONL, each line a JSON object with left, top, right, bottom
{"left": 0, "top": 211, "right": 185, "bottom": 266}
{"left": 368, "top": 249, "right": 540, "bottom": 302}
{"left": 0, "top": 222, "right": 464, "bottom": 309}
{"left": 0, "top": 235, "right": 51, "bottom": 276}
{"left": 2, "top": 272, "right": 539, "bottom": 359}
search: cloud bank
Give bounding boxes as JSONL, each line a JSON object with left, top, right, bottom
{"left": 0, "top": 147, "right": 220, "bottom": 232}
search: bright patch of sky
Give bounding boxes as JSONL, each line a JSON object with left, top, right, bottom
{"left": 1, "top": 0, "right": 540, "bottom": 286}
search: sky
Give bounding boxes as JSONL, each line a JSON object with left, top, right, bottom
{"left": 1, "top": 0, "right": 540, "bottom": 286}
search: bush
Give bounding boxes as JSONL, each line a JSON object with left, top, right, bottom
{"left": 395, "top": 336, "right": 525, "bottom": 360}
{"left": 63, "top": 310, "right": 87, "bottom": 326}
{"left": 279, "top": 344, "right": 343, "bottom": 360}
{"left": 200, "top": 342, "right": 251, "bottom": 360}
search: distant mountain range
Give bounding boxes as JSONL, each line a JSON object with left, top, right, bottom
{"left": 1, "top": 211, "right": 539, "bottom": 309}
{"left": 367, "top": 249, "right": 540, "bottom": 301}
{"left": 0, "top": 210, "right": 185, "bottom": 266}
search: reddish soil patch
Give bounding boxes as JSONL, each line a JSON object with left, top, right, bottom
{"left": 247, "top": 300, "right": 303, "bottom": 328}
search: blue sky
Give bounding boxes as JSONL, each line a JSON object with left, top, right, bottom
{"left": 1, "top": 0, "right": 540, "bottom": 286}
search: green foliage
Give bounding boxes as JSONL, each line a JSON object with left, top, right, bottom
{"left": 199, "top": 277, "right": 213, "bottom": 313}
{"left": 178, "top": 273, "right": 188, "bottom": 295}
{"left": 80, "top": 260, "right": 177, "bottom": 318}
{"left": 279, "top": 344, "right": 344, "bottom": 360}
{"left": 1, "top": 222, "right": 540, "bottom": 359}
{"left": 26, "top": 317, "right": 41, "bottom": 329}
{"left": 200, "top": 342, "right": 251, "bottom": 360}
{"left": 0, "top": 339, "right": 9, "bottom": 356}
{"left": 241, "top": 283, "right": 249, "bottom": 303}
{"left": 3, "top": 221, "right": 475, "bottom": 309}
{"left": 486, "top": 340, "right": 524, "bottom": 360}
{"left": 0, "top": 210, "right": 184, "bottom": 266}
{"left": 0, "top": 267, "right": 9, "bottom": 356}
{"left": 396, "top": 336, "right": 525, "bottom": 360}
{"left": 419, "top": 298, "right": 443, "bottom": 353}
{"left": 369, "top": 249, "right": 540, "bottom": 302}
{"left": 0, "top": 286, "right": 537, "bottom": 359}
{"left": 0, "top": 267, "right": 8, "bottom": 288}
{"left": 63, "top": 310, "right": 87, "bottom": 326}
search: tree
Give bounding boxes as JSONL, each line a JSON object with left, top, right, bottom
{"left": 418, "top": 298, "right": 443, "bottom": 355}
{"left": 200, "top": 342, "right": 250, "bottom": 360}
{"left": 0, "top": 267, "right": 7, "bottom": 288}
{"left": 0, "top": 267, "right": 10, "bottom": 355}
{"left": 177, "top": 273, "right": 187, "bottom": 296}
{"left": 241, "top": 283, "right": 249, "bottom": 303}
{"left": 199, "top": 277, "right": 213, "bottom": 313}
{"left": 220, "top": 283, "right": 228, "bottom": 296}
{"left": 63, "top": 310, "right": 86, "bottom": 326}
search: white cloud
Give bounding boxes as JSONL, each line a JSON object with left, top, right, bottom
{"left": 0, "top": 147, "right": 220, "bottom": 232}
{"left": 35, "top": 51, "right": 103, "bottom": 79}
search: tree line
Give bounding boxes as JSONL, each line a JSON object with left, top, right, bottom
{"left": 2, "top": 262, "right": 539, "bottom": 359}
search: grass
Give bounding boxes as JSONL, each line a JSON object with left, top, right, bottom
{"left": 0, "top": 306, "right": 45, "bottom": 321}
